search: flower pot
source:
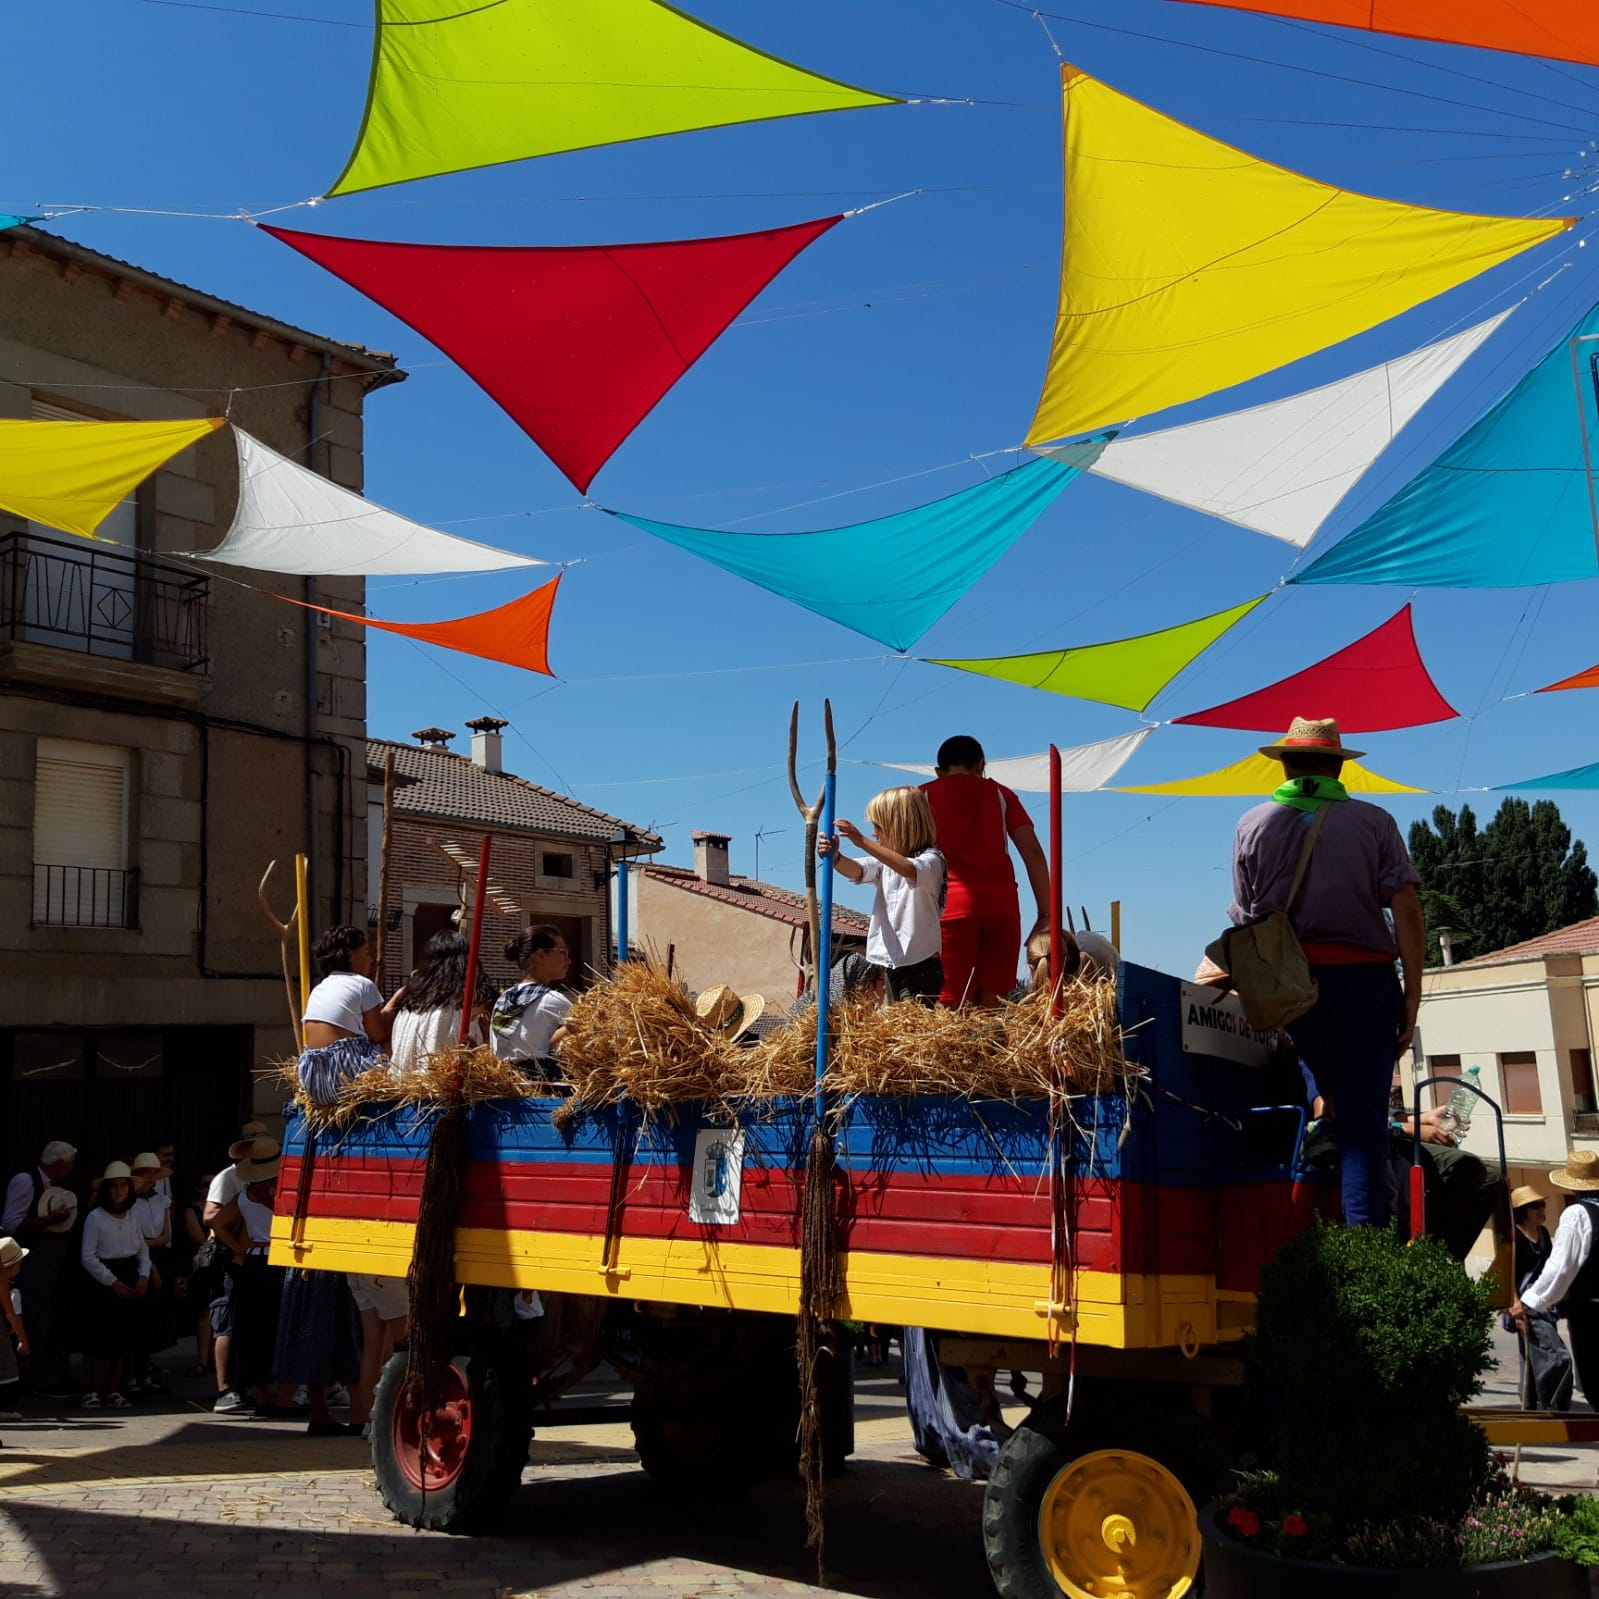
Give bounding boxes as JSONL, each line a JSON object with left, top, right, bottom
{"left": 1200, "top": 1505, "right": 1586, "bottom": 1599}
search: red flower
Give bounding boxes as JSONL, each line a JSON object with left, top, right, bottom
{"left": 1228, "top": 1506, "right": 1262, "bottom": 1537}
{"left": 1281, "top": 1514, "right": 1308, "bottom": 1538}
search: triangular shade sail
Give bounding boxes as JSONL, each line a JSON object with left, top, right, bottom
{"left": 1294, "top": 301, "right": 1599, "bottom": 588}
{"left": 1025, "top": 66, "right": 1570, "bottom": 447}
{"left": 265, "top": 218, "right": 839, "bottom": 494}
{"left": 1118, "top": 750, "right": 1427, "bottom": 796}
{"left": 1538, "top": 664, "right": 1599, "bottom": 694}
{"left": 1173, "top": 605, "right": 1457, "bottom": 732}
{"left": 194, "top": 431, "right": 546, "bottom": 576}
{"left": 879, "top": 728, "right": 1154, "bottom": 794}
{"left": 610, "top": 453, "right": 1099, "bottom": 651}
{"left": 0, "top": 215, "right": 40, "bottom": 232}
{"left": 927, "top": 596, "right": 1267, "bottom": 713}
{"left": 1496, "top": 762, "right": 1599, "bottom": 792}
{"left": 1174, "top": 0, "right": 1599, "bottom": 70}
{"left": 289, "top": 574, "right": 561, "bottom": 676}
{"left": 328, "top": 0, "right": 897, "bottom": 197}
{"left": 0, "top": 417, "right": 224, "bottom": 540}
{"left": 1041, "top": 314, "right": 1510, "bottom": 548}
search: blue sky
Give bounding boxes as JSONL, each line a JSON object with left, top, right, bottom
{"left": 8, "top": 0, "right": 1599, "bottom": 973}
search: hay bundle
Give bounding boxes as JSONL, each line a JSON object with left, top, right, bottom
{"left": 556, "top": 960, "right": 744, "bottom": 1115}
{"left": 999, "top": 977, "right": 1126, "bottom": 1096}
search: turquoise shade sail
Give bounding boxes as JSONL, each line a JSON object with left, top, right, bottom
{"left": 1294, "top": 301, "right": 1599, "bottom": 588}
{"left": 0, "top": 215, "right": 41, "bottom": 232}
{"left": 1495, "top": 762, "right": 1599, "bottom": 791}
{"left": 608, "top": 448, "right": 1105, "bottom": 650}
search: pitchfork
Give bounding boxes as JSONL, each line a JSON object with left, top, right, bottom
{"left": 787, "top": 700, "right": 837, "bottom": 1005}
{"left": 258, "top": 859, "right": 304, "bottom": 1053}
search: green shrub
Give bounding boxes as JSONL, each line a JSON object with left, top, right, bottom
{"left": 1247, "top": 1222, "right": 1495, "bottom": 1529}
{"left": 1553, "top": 1495, "right": 1599, "bottom": 1567}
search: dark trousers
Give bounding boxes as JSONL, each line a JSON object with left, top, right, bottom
{"left": 883, "top": 954, "right": 943, "bottom": 1006}
{"left": 1521, "top": 1312, "right": 1574, "bottom": 1411}
{"left": 1287, "top": 962, "right": 1404, "bottom": 1229}
{"left": 1566, "top": 1302, "right": 1599, "bottom": 1411}
{"left": 16, "top": 1233, "right": 72, "bottom": 1388}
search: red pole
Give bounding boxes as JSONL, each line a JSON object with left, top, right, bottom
{"left": 459, "top": 833, "right": 492, "bottom": 1046}
{"left": 1049, "top": 744, "right": 1063, "bottom": 1019}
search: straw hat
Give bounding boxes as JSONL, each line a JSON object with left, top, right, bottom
{"left": 1510, "top": 1185, "right": 1547, "bottom": 1212}
{"left": 101, "top": 1161, "right": 133, "bottom": 1183}
{"left": 236, "top": 1136, "right": 282, "bottom": 1184}
{"left": 0, "top": 1237, "right": 28, "bottom": 1271}
{"left": 229, "top": 1121, "right": 270, "bottom": 1162}
{"left": 36, "top": 1186, "right": 78, "bottom": 1233}
{"left": 130, "top": 1151, "right": 172, "bottom": 1179}
{"left": 696, "top": 983, "right": 766, "bottom": 1040}
{"left": 1258, "top": 716, "right": 1365, "bottom": 763}
{"left": 1550, "top": 1151, "right": 1599, "bottom": 1192}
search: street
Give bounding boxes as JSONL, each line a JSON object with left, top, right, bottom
{"left": 0, "top": 1331, "right": 1590, "bottom": 1599}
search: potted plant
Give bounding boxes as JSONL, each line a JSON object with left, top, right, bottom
{"left": 1201, "top": 1221, "right": 1585, "bottom": 1596}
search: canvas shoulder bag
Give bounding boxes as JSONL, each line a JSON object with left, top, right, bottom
{"left": 1205, "top": 804, "right": 1330, "bottom": 1032}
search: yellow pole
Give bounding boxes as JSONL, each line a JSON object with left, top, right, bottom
{"left": 1110, "top": 899, "right": 1122, "bottom": 950}
{"left": 295, "top": 852, "right": 312, "bottom": 1012}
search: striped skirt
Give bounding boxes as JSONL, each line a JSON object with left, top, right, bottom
{"left": 296, "top": 1034, "right": 384, "bottom": 1104}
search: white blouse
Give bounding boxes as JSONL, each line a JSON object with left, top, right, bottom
{"left": 81, "top": 1208, "right": 152, "bottom": 1287}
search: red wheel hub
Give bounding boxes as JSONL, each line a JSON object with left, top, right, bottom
{"left": 393, "top": 1362, "right": 473, "bottom": 1493}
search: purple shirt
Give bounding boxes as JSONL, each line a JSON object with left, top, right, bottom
{"left": 1228, "top": 799, "right": 1420, "bottom": 956}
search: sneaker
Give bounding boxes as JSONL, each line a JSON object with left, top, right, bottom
{"left": 327, "top": 1383, "right": 350, "bottom": 1409}
{"left": 291, "top": 1385, "right": 310, "bottom": 1408}
{"left": 142, "top": 1373, "right": 169, "bottom": 1394}
{"left": 82, "top": 1393, "right": 102, "bottom": 1410}
{"left": 105, "top": 1392, "right": 132, "bottom": 1410}
{"left": 212, "top": 1390, "right": 246, "bottom": 1414}
{"left": 123, "top": 1379, "right": 142, "bottom": 1395}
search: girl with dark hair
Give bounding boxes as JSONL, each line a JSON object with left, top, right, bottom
{"left": 79, "top": 1162, "right": 151, "bottom": 1409}
{"left": 390, "top": 931, "right": 497, "bottom": 1072}
{"left": 297, "top": 925, "right": 403, "bottom": 1104}
{"left": 490, "top": 925, "right": 574, "bottom": 1079}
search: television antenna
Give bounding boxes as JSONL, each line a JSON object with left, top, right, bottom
{"left": 753, "top": 825, "right": 787, "bottom": 882}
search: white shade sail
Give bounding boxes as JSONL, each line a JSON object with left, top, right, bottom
{"left": 1043, "top": 312, "right": 1510, "bottom": 549}
{"left": 191, "top": 430, "right": 547, "bottom": 576}
{"left": 877, "top": 727, "right": 1153, "bottom": 793}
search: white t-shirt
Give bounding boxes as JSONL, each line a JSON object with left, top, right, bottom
{"left": 133, "top": 1192, "right": 169, "bottom": 1243}
{"left": 491, "top": 983, "right": 573, "bottom": 1063}
{"left": 858, "top": 849, "right": 946, "bottom": 969}
{"left": 237, "top": 1189, "right": 274, "bottom": 1248}
{"left": 206, "top": 1167, "right": 241, "bottom": 1208}
{"left": 302, "top": 972, "right": 384, "bottom": 1034}
{"left": 81, "top": 1208, "right": 151, "bottom": 1285}
{"left": 390, "top": 1007, "right": 466, "bottom": 1073}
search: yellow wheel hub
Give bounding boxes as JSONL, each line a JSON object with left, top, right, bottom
{"left": 1036, "top": 1447, "right": 1200, "bottom": 1599}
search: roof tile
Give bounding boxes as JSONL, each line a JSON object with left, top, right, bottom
{"left": 643, "top": 863, "right": 868, "bottom": 938}
{"left": 1455, "top": 914, "right": 1599, "bottom": 967}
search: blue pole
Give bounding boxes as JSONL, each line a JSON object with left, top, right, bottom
{"left": 813, "top": 771, "right": 837, "bottom": 1099}
{"left": 615, "top": 856, "right": 629, "bottom": 967}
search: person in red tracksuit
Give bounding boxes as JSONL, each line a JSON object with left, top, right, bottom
{"left": 919, "top": 734, "right": 1051, "bottom": 1008}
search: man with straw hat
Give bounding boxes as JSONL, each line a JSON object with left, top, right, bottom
{"left": 1513, "top": 1151, "right": 1599, "bottom": 1407}
{"left": 1226, "top": 717, "right": 1425, "bottom": 1231}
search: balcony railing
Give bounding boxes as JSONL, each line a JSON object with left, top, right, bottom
{"left": 0, "top": 529, "right": 209, "bottom": 672}
{"left": 1575, "top": 1111, "right": 1599, "bottom": 1138}
{"left": 32, "top": 864, "right": 140, "bottom": 929}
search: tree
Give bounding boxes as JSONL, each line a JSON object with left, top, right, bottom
{"left": 1407, "top": 798, "right": 1597, "bottom": 964}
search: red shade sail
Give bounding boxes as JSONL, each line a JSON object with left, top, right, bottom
{"left": 1174, "top": 0, "right": 1599, "bottom": 69}
{"left": 263, "top": 218, "right": 841, "bottom": 494}
{"left": 285, "top": 574, "right": 561, "bottom": 676}
{"left": 1172, "top": 604, "right": 1457, "bottom": 732}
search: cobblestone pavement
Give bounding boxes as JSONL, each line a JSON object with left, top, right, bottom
{"left": 0, "top": 1332, "right": 1593, "bottom": 1599}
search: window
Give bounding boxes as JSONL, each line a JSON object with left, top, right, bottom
{"left": 1429, "top": 1054, "right": 1461, "bottom": 1109}
{"left": 542, "top": 851, "right": 575, "bottom": 880}
{"left": 31, "top": 738, "right": 135, "bottom": 928}
{"left": 1573, "top": 1049, "right": 1595, "bottom": 1113}
{"left": 1499, "top": 1051, "right": 1543, "bottom": 1116}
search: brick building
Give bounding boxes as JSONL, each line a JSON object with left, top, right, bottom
{"left": 368, "top": 720, "right": 658, "bottom": 995}
{"left": 0, "top": 224, "right": 400, "bottom": 1184}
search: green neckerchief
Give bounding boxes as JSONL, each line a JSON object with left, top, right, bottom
{"left": 1272, "top": 775, "right": 1351, "bottom": 813}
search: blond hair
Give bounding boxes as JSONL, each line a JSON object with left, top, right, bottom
{"left": 864, "top": 786, "right": 937, "bottom": 857}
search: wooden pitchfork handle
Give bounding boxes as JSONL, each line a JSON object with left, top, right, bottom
{"left": 258, "top": 860, "right": 304, "bottom": 1053}
{"left": 787, "top": 701, "right": 837, "bottom": 998}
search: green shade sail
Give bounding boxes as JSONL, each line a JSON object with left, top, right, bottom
{"left": 329, "top": 0, "right": 899, "bottom": 197}
{"left": 926, "top": 596, "right": 1267, "bottom": 713}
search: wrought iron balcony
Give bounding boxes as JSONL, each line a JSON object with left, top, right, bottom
{"left": 32, "top": 864, "right": 140, "bottom": 929}
{"left": 0, "top": 529, "right": 208, "bottom": 672}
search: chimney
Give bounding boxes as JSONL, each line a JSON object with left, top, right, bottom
{"left": 1438, "top": 928, "right": 1456, "bottom": 967}
{"left": 412, "top": 727, "right": 455, "bottom": 750}
{"left": 693, "top": 830, "right": 731, "bottom": 888}
{"left": 465, "top": 714, "right": 509, "bottom": 774}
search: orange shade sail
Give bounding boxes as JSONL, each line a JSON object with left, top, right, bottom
{"left": 1174, "top": 0, "right": 1599, "bottom": 69}
{"left": 285, "top": 574, "right": 560, "bottom": 675}
{"left": 1537, "top": 663, "right": 1599, "bottom": 694}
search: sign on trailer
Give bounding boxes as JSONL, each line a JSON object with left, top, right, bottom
{"left": 1178, "top": 981, "right": 1277, "bottom": 1068}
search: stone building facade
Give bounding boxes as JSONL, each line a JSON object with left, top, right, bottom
{"left": 0, "top": 224, "right": 401, "bottom": 1183}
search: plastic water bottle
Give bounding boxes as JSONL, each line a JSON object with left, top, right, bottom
{"left": 1441, "top": 1064, "right": 1482, "bottom": 1135}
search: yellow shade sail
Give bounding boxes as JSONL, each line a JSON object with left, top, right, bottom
{"left": 927, "top": 595, "right": 1266, "bottom": 714}
{"left": 1116, "top": 750, "right": 1427, "bottom": 797}
{"left": 1025, "top": 67, "right": 1572, "bottom": 446}
{"left": 329, "top": 0, "right": 899, "bottom": 197}
{"left": 0, "top": 417, "right": 225, "bottom": 541}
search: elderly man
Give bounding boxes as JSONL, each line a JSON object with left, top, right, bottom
{"left": 2, "top": 1140, "right": 78, "bottom": 1395}
{"left": 1227, "top": 717, "right": 1425, "bottom": 1229}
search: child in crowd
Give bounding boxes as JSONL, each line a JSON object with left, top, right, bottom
{"left": 819, "top": 786, "right": 947, "bottom": 1005}
{"left": 491, "top": 925, "right": 574, "bottom": 1081}
{"left": 0, "top": 1236, "right": 28, "bottom": 1432}
{"left": 80, "top": 1162, "right": 151, "bottom": 1410}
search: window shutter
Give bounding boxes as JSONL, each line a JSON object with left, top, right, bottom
{"left": 32, "top": 739, "right": 131, "bottom": 925}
